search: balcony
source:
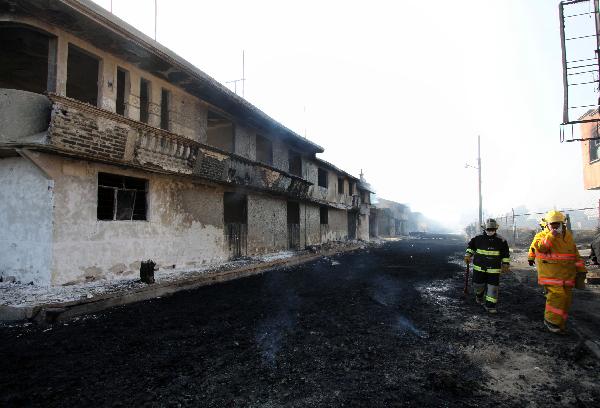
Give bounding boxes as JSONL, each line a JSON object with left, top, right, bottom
{"left": 0, "top": 90, "right": 312, "bottom": 200}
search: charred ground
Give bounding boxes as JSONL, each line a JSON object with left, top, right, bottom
{"left": 1, "top": 239, "right": 599, "bottom": 407}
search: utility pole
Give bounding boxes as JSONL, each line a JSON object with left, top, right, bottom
{"left": 478, "top": 135, "right": 482, "bottom": 228}
{"left": 154, "top": 0, "right": 157, "bottom": 41}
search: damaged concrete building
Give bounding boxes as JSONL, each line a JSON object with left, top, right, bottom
{"left": 369, "top": 199, "right": 428, "bottom": 238}
{"left": 0, "top": 0, "right": 373, "bottom": 285}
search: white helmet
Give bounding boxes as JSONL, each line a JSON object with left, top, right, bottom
{"left": 485, "top": 218, "right": 499, "bottom": 230}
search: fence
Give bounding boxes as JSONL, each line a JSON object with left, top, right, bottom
{"left": 466, "top": 203, "right": 600, "bottom": 247}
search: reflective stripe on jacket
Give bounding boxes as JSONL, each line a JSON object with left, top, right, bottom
{"left": 466, "top": 233, "right": 510, "bottom": 274}
{"left": 531, "top": 229, "right": 586, "bottom": 286}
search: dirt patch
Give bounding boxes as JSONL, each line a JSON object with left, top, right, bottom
{"left": 0, "top": 240, "right": 599, "bottom": 407}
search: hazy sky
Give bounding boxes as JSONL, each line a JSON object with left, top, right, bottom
{"left": 91, "top": 0, "right": 600, "bottom": 230}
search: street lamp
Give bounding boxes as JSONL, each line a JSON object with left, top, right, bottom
{"left": 465, "top": 135, "right": 483, "bottom": 229}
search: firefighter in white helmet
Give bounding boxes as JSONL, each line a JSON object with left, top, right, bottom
{"left": 464, "top": 218, "right": 510, "bottom": 313}
{"left": 530, "top": 210, "right": 587, "bottom": 334}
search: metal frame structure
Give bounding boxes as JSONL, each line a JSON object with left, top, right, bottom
{"left": 559, "top": 0, "right": 600, "bottom": 141}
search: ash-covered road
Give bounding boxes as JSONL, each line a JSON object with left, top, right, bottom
{"left": 1, "top": 239, "right": 599, "bottom": 407}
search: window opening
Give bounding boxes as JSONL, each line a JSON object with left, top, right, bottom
{"left": 207, "top": 110, "right": 234, "bottom": 152}
{"left": 338, "top": 177, "right": 344, "bottom": 194}
{"left": 288, "top": 150, "right": 302, "bottom": 177}
{"left": 97, "top": 173, "right": 147, "bottom": 221}
{"left": 320, "top": 206, "right": 329, "bottom": 225}
{"left": 318, "top": 168, "right": 328, "bottom": 188}
{"left": 0, "top": 26, "right": 50, "bottom": 93}
{"left": 116, "top": 67, "right": 128, "bottom": 116}
{"left": 591, "top": 124, "right": 600, "bottom": 162}
{"left": 349, "top": 182, "right": 354, "bottom": 196}
{"left": 256, "top": 134, "right": 273, "bottom": 165}
{"left": 140, "top": 78, "right": 150, "bottom": 124}
{"left": 66, "top": 44, "right": 99, "bottom": 106}
{"left": 160, "top": 88, "right": 170, "bottom": 130}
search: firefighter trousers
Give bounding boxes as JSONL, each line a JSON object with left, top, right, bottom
{"left": 543, "top": 285, "right": 573, "bottom": 330}
{"left": 472, "top": 270, "right": 500, "bottom": 307}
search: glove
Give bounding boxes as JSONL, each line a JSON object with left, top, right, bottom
{"left": 501, "top": 264, "right": 510, "bottom": 273}
{"left": 464, "top": 255, "right": 471, "bottom": 264}
{"left": 528, "top": 260, "right": 535, "bottom": 266}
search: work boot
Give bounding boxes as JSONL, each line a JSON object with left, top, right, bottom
{"left": 544, "top": 319, "right": 561, "bottom": 334}
{"left": 484, "top": 303, "right": 497, "bottom": 314}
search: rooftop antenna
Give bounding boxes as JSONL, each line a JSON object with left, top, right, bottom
{"left": 110, "top": 0, "right": 112, "bottom": 13}
{"left": 225, "top": 50, "right": 246, "bottom": 97}
{"left": 303, "top": 105, "right": 307, "bottom": 138}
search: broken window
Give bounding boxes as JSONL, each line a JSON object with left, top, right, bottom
{"left": 349, "top": 182, "right": 354, "bottom": 196}
{"left": 66, "top": 44, "right": 99, "bottom": 106}
{"left": 320, "top": 206, "right": 328, "bottom": 225}
{"left": 256, "top": 134, "right": 273, "bottom": 165}
{"left": 288, "top": 150, "right": 302, "bottom": 177}
{"left": 97, "top": 173, "right": 147, "bottom": 221}
{"left": 0, "top": 26, "right": 50, "bottom": 93}
{"left": 139, "top": 78, "right": 150, "bottom": 124}
{"left": 338, "top": 177, "right": 344, "bottom": 194}
{"left": 115, "top": 67, "right": 128, "bottom": 116}
{"left": 207, "top": 110, "right": 234, "bottom": 152}
{"left": 318, "top": 168, "right": 328, "bottom": 188}
{"left": 160, "top": 88, "right": 170, "bottom": 130}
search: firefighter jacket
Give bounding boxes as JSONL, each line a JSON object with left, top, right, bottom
{"left": 466, "top": 233, "right": 510, "bottom": 274}
{"left": 532, "top": 228, "right": 586, "bottom": 287}
{"left": 528, "top": 231, "right": 545, "bottom": 263}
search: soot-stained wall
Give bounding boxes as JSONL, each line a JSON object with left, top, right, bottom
{"left": 0, "top": 157, "right": 53, "bottom": 284}
{"left": 28, "top": 154, "right": 228, "bottom": 285}
{"left": 247, "top": 194, "right": 288, "bottom": 255}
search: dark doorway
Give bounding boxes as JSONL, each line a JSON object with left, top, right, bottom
{"left": 348, "top": 211, "right": 357, "bottom": 240}
{"left": 287, "top": 201, "right": 301, "bottom": 250}
{"left": 0, "top": 26, "right": 50, "bottom": 93}
{"left": 224, "top": 192, "right": 247, "bottom": 258}
{"left": 66, "top": 44, "right": 99, "bottom": 106}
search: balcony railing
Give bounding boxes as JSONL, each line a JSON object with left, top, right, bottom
{"left": 40, "top": 94, "right": 312, "bottom": 199}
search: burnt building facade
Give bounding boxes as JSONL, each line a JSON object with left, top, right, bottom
{"left": 0, "top": 0, "right": 372, "bottom": 285}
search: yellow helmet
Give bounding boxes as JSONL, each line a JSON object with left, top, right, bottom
{"left": 545, "top": 210, "right": 565, "bottom": 224}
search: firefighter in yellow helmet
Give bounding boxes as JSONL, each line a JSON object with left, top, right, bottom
{"left": 528, "top": 218, "right": 546, "bottom": 266}
{"left": 530, "top": 210, "right": 587, "bottom": 334}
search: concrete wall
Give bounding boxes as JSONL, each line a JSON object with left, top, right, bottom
{"left": 0, "top": 157, "right": 53, "bottom": 284}
{"left": 324, "top": 208, "right": 348, "bottom": 241}
{"left": 235, "top": 124, "right": 256, "bottom": 161}
{"left": 300, "top": 203, "right": 321, "bottom": 247}
{"left": 20, "top": 153, "right": 227, "bottom": 285}
{"left": 247, "top": 194, "right": 287, "bottom": 255}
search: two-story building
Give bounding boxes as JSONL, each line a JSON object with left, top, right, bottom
{"left": 0, "top": 0, "right": 372, "bottom": 286}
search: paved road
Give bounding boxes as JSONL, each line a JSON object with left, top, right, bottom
{"left": 1, "top": 239, "right": 599, "bottom": 407}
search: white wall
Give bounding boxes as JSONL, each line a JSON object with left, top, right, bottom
{"left": 0, "top": 157, "right": 53, "bottom": 284}
{"left": 47, "top": 156, "right": 228, "bottom": 284}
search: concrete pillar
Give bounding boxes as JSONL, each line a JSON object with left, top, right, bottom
{"left": 98, "top": 58, "right": 116, "bottom": 111}
{"left": 148, "top": 83, "right": 161, "bottom": 128}
{"left": 55, "top": 36, "right": 68, "bottom": 96}
{"left": 127, "top": 71, "right": 141, "bottom": 121}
